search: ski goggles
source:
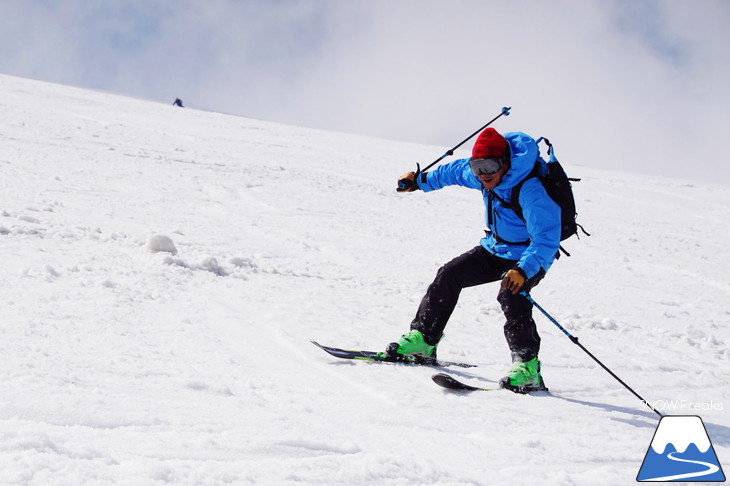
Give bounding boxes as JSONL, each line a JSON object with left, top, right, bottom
{"left": 469, "top": 156, "right": 503, "bottom": 176}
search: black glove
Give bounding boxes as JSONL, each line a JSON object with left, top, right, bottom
{"left": 397, "top": 171, "right": 421, "bottom": 192}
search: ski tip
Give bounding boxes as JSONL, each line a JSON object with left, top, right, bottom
{"left": 431, "top": 373, "right": 462, "bottom": 390}
{"left": 311, "top": 340, "right": 329, "bottom": 350}
{"left": 432, "top": 373, "right": 503, "bottom": 392}
{"left": 431, "top": 373, "right": 487, "bottom": 392}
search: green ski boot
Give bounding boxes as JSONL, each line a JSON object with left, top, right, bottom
{"left": 380, "top": 330, "right": 440, "bottom": 360}
{"left": 499, "top": 357, "right": 548, "bottom": 393}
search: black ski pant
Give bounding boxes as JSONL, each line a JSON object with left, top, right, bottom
{"left": 410, "top": 245, "right": 545, "bottom": 362}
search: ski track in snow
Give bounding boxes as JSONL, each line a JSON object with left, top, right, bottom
{"left": 1, "top": 74, "right": 729, "bottom": 485}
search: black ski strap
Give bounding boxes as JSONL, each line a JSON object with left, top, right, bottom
{"left": 484, "top": 228, "right": 531, "bottom": 246}
{"left": 576, "top": 223, "right": 590, "bottom": 237}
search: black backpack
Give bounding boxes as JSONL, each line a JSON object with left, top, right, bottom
{"left": 492, "top": 138, "right": 588, "bottom": 256}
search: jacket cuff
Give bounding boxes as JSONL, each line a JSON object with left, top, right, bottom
{"left": 418, "top": 171, "right": 435, "bottom": 192}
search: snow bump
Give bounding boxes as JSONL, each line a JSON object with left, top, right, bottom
{"left": 146, "top": 234, "right": 178, "bottom": 255}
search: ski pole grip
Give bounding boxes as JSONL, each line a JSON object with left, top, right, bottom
{"left": 397, "top": 164, "right": 421, "bottom": 192}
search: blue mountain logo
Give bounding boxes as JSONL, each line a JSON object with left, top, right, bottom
{"left": 637, "top": 415, "right": 725, "bottom": 482}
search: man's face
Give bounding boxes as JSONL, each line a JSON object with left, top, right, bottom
{"left": 477, "top": 161, "right": 510, "bottom": 190}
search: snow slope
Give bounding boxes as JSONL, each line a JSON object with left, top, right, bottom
{"left": 1, "top": 73, "right": 728, "bottom": 485}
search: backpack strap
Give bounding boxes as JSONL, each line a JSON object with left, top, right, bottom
{"left": 485, "top": 190, "right": 530, "bottom": 246}
{"left": 485, "top": 161, "right": 539, "bottom": 247}
{"left": 536, "top": 137, "right": 557, "bottom": 163}
{"left": 505, "top": 162, "right": 541, "bottom": 221}
{"left": 538, "top": 136, "right": 581, "bottom": 182}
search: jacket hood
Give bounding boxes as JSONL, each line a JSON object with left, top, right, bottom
{"left": 494, "top": 132, "right": 539, "bottom": 194}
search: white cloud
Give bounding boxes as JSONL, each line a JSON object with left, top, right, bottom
{"left": 1, "top": 0, "right": 728, "bottom": 183}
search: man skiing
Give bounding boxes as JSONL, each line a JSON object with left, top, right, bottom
{"left": 386, "top": 128, "right": 561, "bottom": 392}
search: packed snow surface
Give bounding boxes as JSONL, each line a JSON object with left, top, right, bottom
{"left": 1, "top": 74, "right": 729, "bottom": 485}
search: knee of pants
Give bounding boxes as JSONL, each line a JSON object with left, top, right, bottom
{"left": 497, "top": 289, "right": 532, "bottom": 322}
{"left": 433, "top": 262, "right": 462, "bottom": 288}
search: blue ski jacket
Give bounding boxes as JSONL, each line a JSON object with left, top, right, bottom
{"left": 419, "top": 132, "right": 561, "bottom": 279}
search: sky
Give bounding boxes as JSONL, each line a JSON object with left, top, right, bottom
{"left": 1, "top": 0, "right": 729, "bottom": 184}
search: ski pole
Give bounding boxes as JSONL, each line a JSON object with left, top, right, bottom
{"left": 397, "top": 106, "right": 511, "bottom": 191}
{"left": 522, "top": 292, "right": 664, "bottom": 418}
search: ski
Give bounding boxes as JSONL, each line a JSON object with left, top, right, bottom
{"left": 432, "top": 373, "right": 499, "bottom": 391}
{"left": 432, "top": 373, "right": 549, "bottom": 394}
{"left": 311, "top": 341, "right": 476, "bottom": 368}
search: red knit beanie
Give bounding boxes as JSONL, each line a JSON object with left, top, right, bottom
{"left": 472, "top": 128, "right": 508, "bottom": 159}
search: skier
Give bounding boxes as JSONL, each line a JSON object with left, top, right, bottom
{"left": 173, "top": 98, "right": 184, "bottom": 107}
{"left": 386, "top": 128, "right": 561, "bottom": 391}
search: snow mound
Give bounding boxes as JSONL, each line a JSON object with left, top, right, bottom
{"left": 146, "top": 234, "right": 178, "bottom": 255}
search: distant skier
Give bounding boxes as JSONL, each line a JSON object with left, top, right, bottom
{"left": 173, "top": 98, "right": 184, "bottom": 107}
{"left": 386, "top": 128, "right": 561, "bottom": 392}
